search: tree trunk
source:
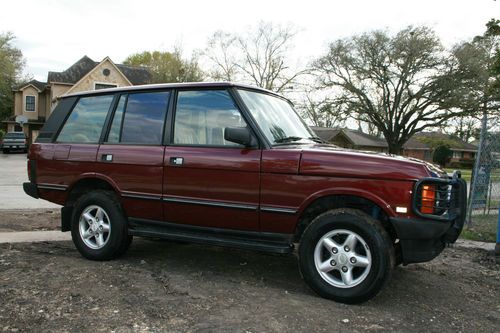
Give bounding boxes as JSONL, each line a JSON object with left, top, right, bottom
{"left": 388, "top": 143, "right": 402, "bottom": 155}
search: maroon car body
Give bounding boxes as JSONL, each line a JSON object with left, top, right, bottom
{"left": 23, "top": 82, "right": 466, "bottom": 303}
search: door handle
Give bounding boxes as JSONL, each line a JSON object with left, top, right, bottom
{"left": 101, "top": 154, "right": 113, "bottom": 162}
{"left": 170, "top": 157, "right": 184, "bottom": 166}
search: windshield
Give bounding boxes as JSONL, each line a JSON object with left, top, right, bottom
{"left": 238, "top": 89, "right": 317, "bottom": 146}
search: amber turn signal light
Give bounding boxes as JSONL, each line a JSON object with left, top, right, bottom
{"left": 421, "top": 185, "right": 435, "bottom": 214}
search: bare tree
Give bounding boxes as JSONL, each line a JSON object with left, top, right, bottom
{"left": 313, "top": 26, "right": 465, "bottom": 154}
{"left": 298, "top": 90, "right": 346, "bottom": 128}
{"left": 205, "top": 31, "right": 239, "bottom": 81}
{"left": 442, "top": 116, "right": 481, "bottom": 142}
{"left": 204, "top": 22, "right": 306, "bottom": 93}
{"left": 451, "top": 19, "right": 499, "bottom": 118}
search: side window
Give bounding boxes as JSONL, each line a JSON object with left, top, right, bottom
{"left": 106, "top": 91, "right": 170, "bottom": 145}
{"left": 107, "top": 95, "right": 126, "bottom": 143}
{"left": 174, "top": 90, "right": 247, "bottom": 146}
{"left": 57, "top": 95, "right": 113, "bottom": 143}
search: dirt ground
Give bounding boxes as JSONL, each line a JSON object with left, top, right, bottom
{"left": 0, "top": 210, "right": 499, "bottom": 332}
{"left": 0, "top": 209, "right": 60, "bottom": 232}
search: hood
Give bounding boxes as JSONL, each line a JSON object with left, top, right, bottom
{"left": 299, "top": 145, "right": 432, "bottom": 181}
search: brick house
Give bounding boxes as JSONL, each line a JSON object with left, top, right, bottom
{"left": 312, "top": 126, "right": 477, "bottom": 165}
{"left": 311, "top": 127, "right": 388, "bottom": 152}
{"left": 3, "top": 56, "right": 151, "bottom": 143}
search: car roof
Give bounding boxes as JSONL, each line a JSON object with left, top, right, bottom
{"left": 63, "top": 82, "right": 284, "bottom": 99}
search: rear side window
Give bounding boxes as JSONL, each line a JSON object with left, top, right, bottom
{"left": 57, "top": 95, "right": 113, "bottom": 143}
{"left": 106, "top": 91, "right": 170, "bottom": 145}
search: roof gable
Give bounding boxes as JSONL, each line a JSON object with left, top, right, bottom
{"left": 63, "top": 57, "right": 133, "bottom": 95}
{"left": 48, "top": 55, "right": 97, "bottom": 84}
{"left": 47, "top": 55, "right": 152, "bottom": 85}
{"left": 311, "top": 126, "right": 387, "bottom": 148}
{"left": 14, "top": 80, "right": 48, "bottom": 92}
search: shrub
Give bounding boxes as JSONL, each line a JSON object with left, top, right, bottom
{"left": 433, "top": 145, "right": 452, "bottom": 166}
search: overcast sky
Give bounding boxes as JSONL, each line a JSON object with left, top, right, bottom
{"left": 0, "top": 0, "right": 498, "bottom": 81}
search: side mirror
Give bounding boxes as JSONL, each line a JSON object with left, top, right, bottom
{"left": 224, "top": 127, "right": 256, "bottom": 147}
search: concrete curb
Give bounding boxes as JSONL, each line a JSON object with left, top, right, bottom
{"left": 0, "top": 231, "right": 71, "bottom": 244}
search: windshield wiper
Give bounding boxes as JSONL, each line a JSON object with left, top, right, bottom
{"left": 274, "top": 136, "right": 304, "bottom": 144}
{"left": 308, "top": 136, "right": 326, "bottom": 143}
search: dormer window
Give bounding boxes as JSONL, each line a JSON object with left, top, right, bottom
{"left": 25, "top": 96, "right": 35, "bottom": 112}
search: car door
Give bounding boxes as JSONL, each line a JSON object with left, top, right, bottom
{"left": 96, "top": 91, "right": 170, "bottom": 221}
{"left": 163, "top": 89, "right": 261, "bottom": 231}
{"left": 46, "top": 94, "right": 114, "bottom": 191}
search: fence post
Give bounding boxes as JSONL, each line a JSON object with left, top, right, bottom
{"left": 496, "top": 206, "right": 500, "bottom": 257}
{"left": 467, "top": 110, "right": 488, "bottom": 225}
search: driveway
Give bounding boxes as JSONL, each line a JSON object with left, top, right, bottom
{"left": 0, "top": 152, "right": 60, "bottom": 209}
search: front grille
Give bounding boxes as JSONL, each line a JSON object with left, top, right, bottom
{"left": 413, "top": 174, "right": 467, "bottom": 221}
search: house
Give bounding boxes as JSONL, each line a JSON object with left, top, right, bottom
{"left": 403, "top": 132, "right": 477, "bottom": 166}
{"left": 3, "top": 56, "right": 151, "bottom": 143}
{"left": 311, "top": 127, "right": 388, "bottom": 153}
{"left": 312, "top": 126, "right": 477, "bottom": 166}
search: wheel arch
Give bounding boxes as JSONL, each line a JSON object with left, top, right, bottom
{"left": 66, "top": 174, "right": 120, "bottom": 207}
{"left": 294, "top": 192, "right": 398, "bottom": 247}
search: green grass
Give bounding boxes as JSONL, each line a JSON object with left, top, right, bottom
{"left": 445, "top": 168, "right": 472, "bottom": 182}
{"left": 460, "top": 214, "right": 498, "bottom": 242}
{"left": 444, "top": 168, "right": 500, "bottom": 183}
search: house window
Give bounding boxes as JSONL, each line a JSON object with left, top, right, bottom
{"left": 25, "top": 96, "right": 35, "bottom": 111}
{"left": 94, "top": 83, "right": 118, "bottom": 90}
{"left": 452, "top": 151, "right": 462, "bottom": 159}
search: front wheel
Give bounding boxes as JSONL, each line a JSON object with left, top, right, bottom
{"left": 71, "top": 190, "right": 132, "bottom": 261}
{"left": 299, "top": 208, "right": 394, "bottom": 304}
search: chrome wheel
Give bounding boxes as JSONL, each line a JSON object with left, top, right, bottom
{"left": 314, "top": 229, "right": 372, "bottom": 288}
{"left": 78, "top": 205, "right": 111, "bottom": 250}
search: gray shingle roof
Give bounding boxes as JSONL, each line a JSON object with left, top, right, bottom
{"left": 311, "top": 127, "right": 477, "bottom": 152}
{"left": 407, "top": 132, "right": 477, "bottom": 151}
{"left": 15, "top": 79, "right": 48, "bottom": 91}
{"left": 47, "top": 55, "right": 151, "bottom": 85}
{"left": 311, "top": 126, "right": 387, "bottom": 148}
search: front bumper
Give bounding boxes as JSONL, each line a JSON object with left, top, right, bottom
{"left": 2, "top": 143, "right": 27, "bottom": 149}
{"left": 390, "top": 217, "right": 452, "bottom": 264}
{"left": 390, "top": 172, "right": 467, "bottom": 264}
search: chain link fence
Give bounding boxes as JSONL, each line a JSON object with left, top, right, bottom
{"left": 466, "top": 113, "right": 500, "bottom": 242}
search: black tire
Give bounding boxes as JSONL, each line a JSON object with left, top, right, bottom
{"left": 2, "top": 149, "right": 8, "bottom": 154}
{"left": 71, "top": 190, "right": 132, "bottom": 261}
{"left": 298, "top": 208, "right": 394, "bottom": 304}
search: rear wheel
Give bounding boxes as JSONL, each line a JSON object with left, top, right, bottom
{"left": 2, "top": 149, "right": 8, "bottom": 154}
{"left": 299, "top": 208, "right": 394, "bottom": 304}
{"left": 71, "top": 190, "right": 132, "bottom": 260}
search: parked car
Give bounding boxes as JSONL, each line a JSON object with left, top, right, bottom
{"left": 23, "top": 82, "right": 466, "bottom": 304}
{"left": 1, "top": 131, "right": 28, "bottom": 153}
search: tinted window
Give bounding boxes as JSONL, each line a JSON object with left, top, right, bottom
{"left": 174, "top": 90, "right": 246, "bottom": 146}
{"left": 106, "top": 91, "right": 170, "bottom": 145}
{"left": 57, "top": 95, "right": 113, "bottom": 143}
{"left": 107, "top": 95, "right": 126, "bottom": 143}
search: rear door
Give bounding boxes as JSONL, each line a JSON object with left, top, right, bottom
{"left": 96, "top": 91, "right": 170, "bottom": 221}
{"left": 163, "top": 89, "right": 261, "bottom": 231}
{"left": 44, "top": 95, "right": 114, "bottom": 189}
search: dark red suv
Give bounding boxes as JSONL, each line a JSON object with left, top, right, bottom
{"left": 23, "top": 82, "right": 466, "bottom": 303}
